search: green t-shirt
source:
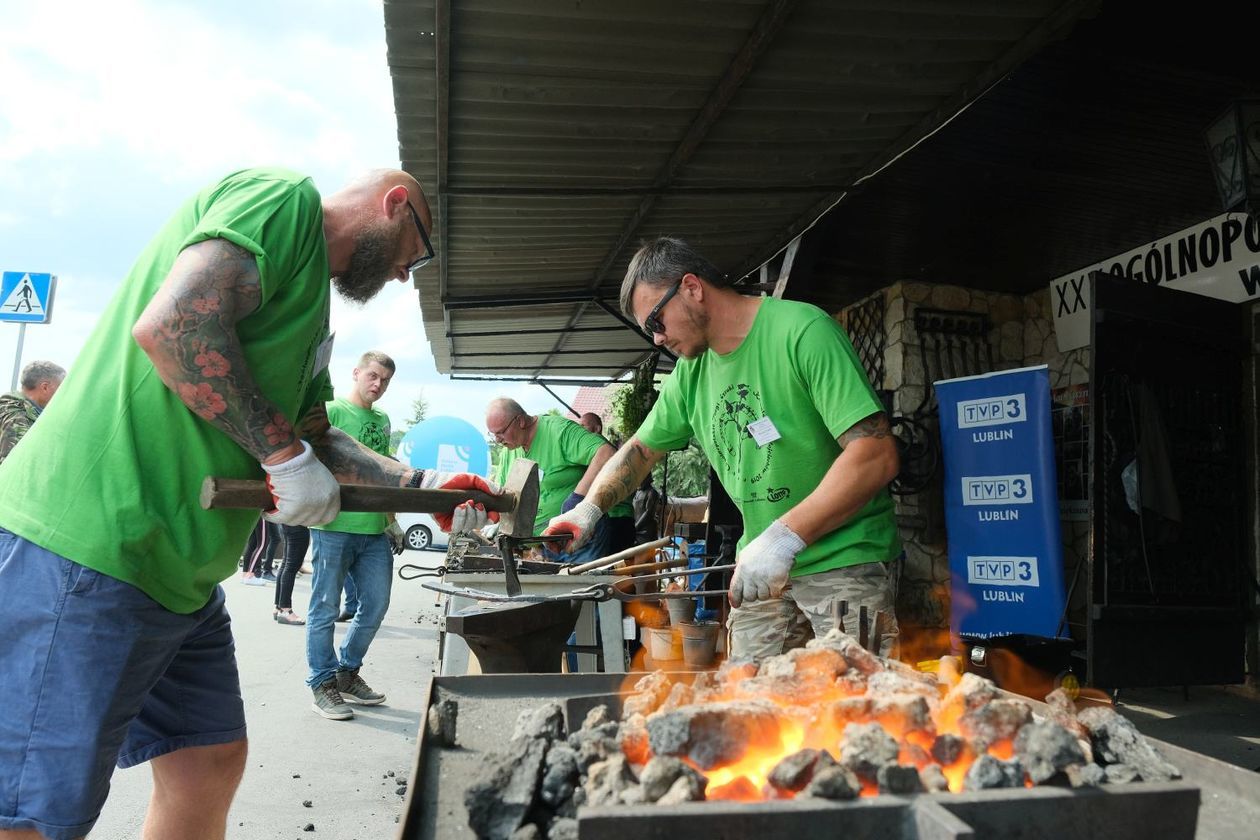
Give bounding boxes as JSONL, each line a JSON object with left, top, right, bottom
{"left": 636, "top": 297, "right": 901, "bottom": 576}
{"left": 497, "top": 415, "right": 631, "bottom": 534}
{"left": 316, "top": 397, "right": 392, "bottom": 535}
{"left": 0, "top": 168, "right": 334, "bottom": 613}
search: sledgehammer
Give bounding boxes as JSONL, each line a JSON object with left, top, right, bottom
{"left": 200, "top": 458, "right": 540, "bottom": 539}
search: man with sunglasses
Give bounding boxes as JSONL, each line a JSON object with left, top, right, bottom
{"left": 0, "top": 168, "right": 497, "bottom": 840}
{"left": 486, "top": 398, "right": 634, "bottom": 562}
{"left": 545, "top": 236, "right": 902, "bottom": 662}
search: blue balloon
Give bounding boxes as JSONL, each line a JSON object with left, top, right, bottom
{"left": 398, "top": 416, "right": 490, "bottom": 477}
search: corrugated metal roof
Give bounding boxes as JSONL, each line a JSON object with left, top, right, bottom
{"left": 386, "top": 0, "right": 1088, "bottom": 379}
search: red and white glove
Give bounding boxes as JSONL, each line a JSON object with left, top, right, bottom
{"left": 729, "top": 519, "right": 806, "bottom": 608}
{"left": 261, "top": 441, "right": 341, "bottom": 526}
{"left": 542, "top": 500, "right": 603, "bottom": 551}
{"left": 422, "top": 472, "right": 501, "bottom": 533}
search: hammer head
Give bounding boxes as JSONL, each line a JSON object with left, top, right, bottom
{"left": 498, "top": 458, "right": 539, "bottom": 538}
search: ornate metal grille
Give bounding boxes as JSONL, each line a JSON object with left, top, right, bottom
{"left": 843, "top": 293, "right": 886, "bottom": 388}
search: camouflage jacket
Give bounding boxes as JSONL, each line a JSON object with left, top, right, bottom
{"left": 0, "top": 392, "right": 40, "bottom": 465}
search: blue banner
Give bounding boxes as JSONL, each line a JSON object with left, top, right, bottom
{"left": 935, "top": 365, "right": 1068, "bottom": 641}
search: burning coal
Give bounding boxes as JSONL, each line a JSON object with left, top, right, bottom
{"left": 458, "top": 630, "right": 1180, "bottom": 839}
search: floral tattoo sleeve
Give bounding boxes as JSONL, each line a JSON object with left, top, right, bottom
{"left": 132, "top": 239, "right": 296, "bottom": 462}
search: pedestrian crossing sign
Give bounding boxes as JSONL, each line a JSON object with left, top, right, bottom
{"left": 0, "top": 272, "right": 56, "bottom": 324}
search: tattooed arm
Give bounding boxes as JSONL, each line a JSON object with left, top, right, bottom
{"left": 300, "top": 405, "right": 418, "bottom": 488}
{"left": 778, "top": 411, "right": 900, "bottom": 544}
{"left": 132, "top": 239, "right": 305, "bottom": 466}
{"left": 583, "top": 436, "right": 667, "bottom": 512}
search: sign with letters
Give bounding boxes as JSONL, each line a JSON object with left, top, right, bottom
{"left": 1049, "top": 211, "right": 1260, "bottom": 352}
{"left": 936, "top": 365, "right": 1068, "bottom": 641}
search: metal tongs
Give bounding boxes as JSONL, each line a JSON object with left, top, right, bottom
{"left": 420, "top": 563, "right": 736, "bottom": 604}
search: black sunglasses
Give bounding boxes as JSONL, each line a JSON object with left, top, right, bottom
{"left": 643, "top": 279, "right": 682, "bottom": 336}
{"left": 405, "top": 201, "right": 437, "bottom": 273}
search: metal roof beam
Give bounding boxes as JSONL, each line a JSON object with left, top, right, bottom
{"left": 447, "top": 325, "right": 625, "bottom": 339}
{"left": 435, "top": 0, "right": 452, "bottom": 360}
{"left": 533, "top": 0, "right": 801, "bottom": 377}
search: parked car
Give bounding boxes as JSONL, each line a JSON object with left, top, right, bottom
{"left": 395, "top": 512, "right": 448, "bottom": 552}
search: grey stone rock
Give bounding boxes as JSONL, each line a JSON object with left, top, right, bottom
{"left": 919, "top": 764, "right": 950, "bottom": 792}
{"left": 963, "top": 754, "right": 1025, "bottom": 791}
{"left": 1014, "top": 721, "right": 1087, "bottom": 784}
{"left": 657, "top": 773, "right": 706, "bottom": 805}
{"left": 959, "top": 699, "right": 1033, "bottom": 750}
{"left": 581, "top": 704, "right": 610, "bottom": 730}
{"left": 840, "top": 722, "right": 899, "bottom": 780}
{"left": 513, "top": 703, "right": 565, "bottom": 744}
{"left": 1104, "top": 763, "right": 1140, "bottom": 784}
{"left": 539, "top": 744, "right": 579, "bottom": 807}
{"left": 767, "top": 748, "right": 837, "bottom": 793}
{"left": 426, "top": 698, "right": 458, "bottom": 747}
{"left": 639, "top": 756, "right": 686, "bottom": 803}
{"left": 801, "top": 766, "right": 862, "bottom": 800}
{"left": 465, "top": 737, "right": 547, "bottom": 840}
{"left": 645, "top": 701, "right": 783, "bottom": 770}
{"left": 1066, "top": 763, "right": 1107, "bottom": 788}
{"left": 583, "top": 754, "right": 638, "bottom": 807}
{"left": 877, "top": 764, "right": 924, "bottom": 795}
{"left": 1077, "top": 707, "right": 1180, "bottom": 782}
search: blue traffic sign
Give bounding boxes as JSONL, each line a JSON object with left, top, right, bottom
{"left": 0, "top": 272, "right": 56, "bottom": 324}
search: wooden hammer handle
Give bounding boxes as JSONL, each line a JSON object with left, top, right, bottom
{"left": 199, "top": 477, "right": 515, "bottom": 514}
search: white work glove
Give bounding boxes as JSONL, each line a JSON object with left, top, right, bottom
{"left": 729, "top": 519, "right": 806, "bottom": 608}
{"left": 420, "top": 471, "right": 501, "bottom": 533}
{"left": 261, "top": 441, "right": 341, "bottom": 526}
{"left": 542, "top": 499, "right": 603, "bottom": 551}
{"left": 385, "top": 520, "right": 406, "bottom": 555}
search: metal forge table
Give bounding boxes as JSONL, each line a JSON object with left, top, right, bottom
{"left": 437, "top": 572, "right": 626, "bottom": 675}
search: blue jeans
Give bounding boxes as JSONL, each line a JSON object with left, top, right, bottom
{"left": 305, "top": 530, "right": 393, "bottom": 689}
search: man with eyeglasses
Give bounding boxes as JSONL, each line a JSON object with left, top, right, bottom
{"left": 0, "top": 168, "right": 497, "bottom": 840}
{"left": 486, "top": 398, "right": 634, "bottom": 562}
{"left": 545, "top": 236, "right": 902, "bottom": 663}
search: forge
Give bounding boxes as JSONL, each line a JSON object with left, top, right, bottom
{"left": 403, "top": 669, "right": 1260, "bottom": 840}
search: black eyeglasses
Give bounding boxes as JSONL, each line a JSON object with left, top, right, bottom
{"left": 642, "top": 280, "right": 681, "bottom": 336}
{"left": 405, "top": 201, "right": 437, "bottom": 273}
{"left": 488, "top": 414, "right": 519, "bottom": 439}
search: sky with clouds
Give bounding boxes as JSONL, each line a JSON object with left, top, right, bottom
{"left": 0, "top": 0, "right": 582, "bottom": 460}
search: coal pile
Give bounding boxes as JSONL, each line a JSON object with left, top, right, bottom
{"left": 454, "top": 630, "right": 1181, "bottom": 839}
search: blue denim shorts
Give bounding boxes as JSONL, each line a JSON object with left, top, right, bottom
{"left": 0, "top": 528, "right": 246, "bottom": 840}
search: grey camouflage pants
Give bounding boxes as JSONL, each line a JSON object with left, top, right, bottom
{"left": 727, "top": 557, "right": 901, "bottom": 662}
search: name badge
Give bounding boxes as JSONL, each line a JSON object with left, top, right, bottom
{"left": 312, "top": 332, "right": 335, "bottom": 380}
{"left": 746, "top": 416, "right": 781, "bottom": 447}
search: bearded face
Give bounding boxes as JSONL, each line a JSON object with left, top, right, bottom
{"left": 332, "top": 215, "right": 404, "bottom": 304}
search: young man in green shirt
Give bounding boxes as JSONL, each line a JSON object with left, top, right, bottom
{"left": 486, "top": 398, "right": 634, "bottom": 561}
{"left": 0, "top": 168, "right": 499, "bottom": 840}
{"left": 545, "top": 237, "right": 902, "bottom": 662}
{"left": 306, "top": 351, "right": 407, "bottom": 720}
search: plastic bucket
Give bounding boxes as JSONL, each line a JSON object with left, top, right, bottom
{"left": 664, "top": 597, "right": 694, "bottom": 626}
{"left": 645, "top": 626, "right": 682, "bottom": 661}
{"left": 680, "top": 621, "right": 721, "bottom": 668}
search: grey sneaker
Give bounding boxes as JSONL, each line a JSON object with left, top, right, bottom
{"left": 335, "top": 668, "right": 386, "bottom": 705}
{"left": 311, "top": 680, "right": 354, "bottom": 720}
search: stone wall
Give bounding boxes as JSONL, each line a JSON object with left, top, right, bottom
{"left": 839, "top": 282, "right": 1091, "bottom": 648}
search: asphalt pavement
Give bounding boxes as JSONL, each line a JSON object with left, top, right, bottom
{"left": 90, "top": 548, "right": 446, "bottom": 840}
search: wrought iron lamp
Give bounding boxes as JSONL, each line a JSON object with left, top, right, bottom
{"left": 1204, "top": 99, "right": 1260, "bottom": 218}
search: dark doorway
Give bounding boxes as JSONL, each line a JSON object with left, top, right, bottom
{"left": 1087, "top": 272, "right": 1248, "bottom": 687}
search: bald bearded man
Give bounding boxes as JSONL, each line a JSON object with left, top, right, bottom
{"left": 0, "top": 168, "right": 499, "bottom": 840}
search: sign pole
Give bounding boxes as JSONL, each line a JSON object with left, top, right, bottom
{"left": 9, "top": 322, "right": 27, "bottom": 391}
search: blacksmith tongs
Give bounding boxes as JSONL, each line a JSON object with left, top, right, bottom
{"left": 420, "top": 564, "right": 736, "bottom": 604}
